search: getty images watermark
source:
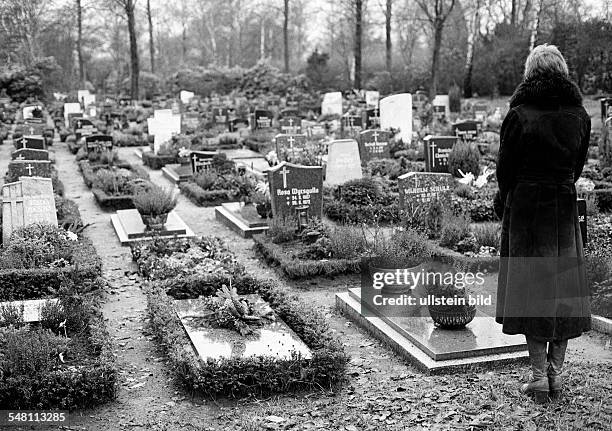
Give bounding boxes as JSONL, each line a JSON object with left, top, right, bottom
{"left": 360, "top": 259, "right": 492, "bottom": 318}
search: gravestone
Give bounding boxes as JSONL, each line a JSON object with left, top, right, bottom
{"left": 432, "top": 95, "right": 450, "bottom": 120}
{"left": 365, "top": 91, "right": 380, "bottom": 108}
{"left": 21, "top": 122, "right": 45, "bottom": 137}
{"left": 325, "top": 139, "right": 362, "bottom": 186}
{"left": 229, "top": 118, "right": 249, "bottom": 133}
{"left": 286, "top": 94, "right": 300, "bottom": 108}
{"left": 7, "top": 160, "right": 51, "bottom": 180}
{"left": 190, "top": 150, "right": 217, "bottom": 174}
{"left": 12, "top": 148, "right": 49, "bottom": 161}
{"left": 424, "top": 136, "right": 457, "bottom": 173}
{"left": 452, "top": 121, "right": 479, "bottom": 142}
{"left": 342, "top": 114, "right": 363, "bottom": 134}
{"left": 379, "top": 93, "right": 412, "bottom": 144}
{"left": 148, "top": 113, "right": 181, "bottom": 153}
{"left": 212, "top": 107, "right": 228, "bottom": 125}
{"left": 74, "top": 118, "right": 97, "bottom": 140}
{"left": 577, "top": 198, "right": 587, "bottom": 246}
{"left": 180, "top": 90, "right": 195, "bottom": 104}
{"left": 0, "top": 299, "right": 59, "bottom": 323}
{"left": 63, "top": 102, "right": 82, "bottom": 127}
{"left": 268, "top": 162, "right": 323, "bottom": 219}
{"left": 363, "top": 107, "right": 380, "bottom": 129}
{"left": 321, "top": 92, "right": 343, "bottom": 116}
{"left": 2, "top": 177, "right": 57, "bottom": 244}
{"left": 398, "top": 172, "right": 454, "bottom": 213}
{"left": 601, "top": 97, "right": 612, "bottom": 123}
{"left": 85, "top": 134, "right": 114, "bottom": 154}
{"left": 306, "top": 123, "right": 326, "bottom": 139}
{"left": 251, "top": 109, "right": 273, "bottom": 130}
{"left": 279, "top": 117, "right": 302, "bottom": 134}
{"left": 16, "top": 136, "right": 46, "bottom": 150}
{"left": 473, "top": 103, "right": 489, "bottom": 122}
{"left": 182, "top": 112, "right": 200, "bottom": 131}
{"left": 359, "top": 130, "right": 391, "bottom": 161}
{"left": 275, "top": 134, "right": 307, "bottom": 159}
{"left": 412, "top": 91, "right": 428, "bottom": 110}
{"left": 22, "top": 105, "right": 43, "bottom": 120}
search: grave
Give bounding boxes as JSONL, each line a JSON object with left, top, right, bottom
{"left": 268, "top": 162, "right": 323, "bottom": 219}
{"left": 452, "top": 121, "right": 479, "bottom": 142}
{"left": 2, "top": 177, "right": 57, "bottom": 244}
{"left": 212, "top": 107, "right": 228, "bottom": 126}
{"left": 325, "top": 139, "right": 362, "bottom": 186}
{"left": 321, "top": 92, "right": 343, "bottom": 116}
{"left": 21, "top": 122, "right": 45, "bottom": 137}
{"left": 251, "top": 109, "right": 273, "bottom": 130}
{"left": 342, "top": 114, "right": 363, "bottom": 135}
{"left": 22, "top": 104, "right": 43, "bottom": 120}
{"left": 379, "top": 93, "right": 412, "bottom": 143}
{"left": 110, "top": 209, "right": 195, "bottom": 245}
{"left": 365, "top": 91, "right": 380, "bottom": 108}
{"left": 214, "top": 202, "right": 269, "bottom": 238}
{"left": 161, "top": 163, "right": 193, "bottom": 184}
{"left": 424, "top": 136, "right": 457, "bottom": 173}
{"left": 182, "top": 112, "right": 200, "bottom": 131}
{"left": 359, "top": 130, "right": 391, "bottom": 161}
{"left": 228, "top": 118, "right": 249, "bottom": 133}
{"left": 85, "top": 135, "right": 113, "bottom": 155}
{"left": 363, "top": 107, "right": 380, "bottom": 129}
{"left": 190, "top": 150, "right": 218, "bottom": 174}
{"left": 398, "top": 172, "right": 454, "bottom": 213}
{"left": 74, "top": 118, "right": 97, "bottom": 140}
{"left": 15, "top": 135, "right": 46, "bottom": 150}
{"left": 279, "top": 117, "right": 302, "bottom": 134}
{"left": 180, "top": 90, "right": 195, "bottom": 104}
{"left": 147, "top": 112, "right": 181, "bottom": 154}
{"left": 432, "top": 95, "right": 450, "bottom": 120}
{"left": 0, "top": 298, "right": 60, "bottom": 323}
{"left": 12, "top": 148, "right": 49, "bottom": 161}
{"left": 275, "top": 134, "right": 307, "bottom": 160}
{"left": 175, "top": 295, "right": 311, "bottom": 362}
{"left": 336, "top": 288, "right": 528, "bottom": 374}
{"left": 601, "top": 97, "right": 612, "bottom": 122}
{"left": 63, "top": 102, "right": 82, "bottom": 127}
{"left": 7, "top": 160, "right": 52, "bottom": 180}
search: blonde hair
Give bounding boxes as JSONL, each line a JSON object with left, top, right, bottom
{"left": 524, "top": 44, "right": 569, "bottom": 80}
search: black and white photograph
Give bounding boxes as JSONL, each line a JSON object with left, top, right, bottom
{"left": 0, "top": 0, "right": 611, "bottom": 429}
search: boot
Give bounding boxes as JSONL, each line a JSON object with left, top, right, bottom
{"left": 547, "top": 340, "right": 568, "bottom": 402}
{"left": 521, "top": 337, "right": 549, "bottom": 404}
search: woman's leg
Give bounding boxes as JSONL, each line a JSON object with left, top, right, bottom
{"left": 522, "top": 336, "right": 549, "bottom": 403}
{"left": 547, "top": 339, "right": 568, "bottom": 401}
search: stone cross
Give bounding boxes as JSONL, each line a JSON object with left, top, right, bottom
{"left": 280, "top": 166, "right": 291, "bottom": 188}
{"left": 26, "top": 164, "right": 34, "bottom": 176}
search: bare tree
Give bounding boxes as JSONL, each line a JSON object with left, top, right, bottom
{"left": 354, "top": 0, "right": 363, "bottom": 89}
{"left": 416, "top": 0, "right": 456, "bottom": 99}
{"left": 463, "top": 0, "right": 482, "bottom": 97}
{"left": 283, "top": 0, "right": 289, "bottom": 72}
{"left": 529, "top": 0, "right": 543, "bottom": 50}
{"left": 385, "top": 0, "right": 392, "bottom": 73}
{"left": 76, "top": 0, "right": 85, "bottom": 84}
{"left": 146, "top": 0, "right": 154, "bottom": 73}
{"left": 0, "top": 0, "right": 47, "bottom": 67}
{"left": 112, "top": 0, "right": 139, "bottom": 99}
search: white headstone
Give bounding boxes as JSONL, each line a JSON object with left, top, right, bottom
{"left": 22, "top": 105, "right": 43, "bottom": 120}
{"left": 365, "top": 91, "right": 380, "bottom": 108}
{"left": 180, "top": 90, "right": 195, "bottom": 104}
{"left": 63, "top": 103, "right": 82, "bottom": 127}
{"left": 379, "top": 93, "right": 413, "bottom": 144}
{"left": 148, "top": 113, "right": 181, "bottom": 154}
{"left": 432, "top": 95, "right": 451, "bottom": 119}
{"left": 325, "top": 139, "right": 362, "bottom": 186}
{"left": 321, "top": 92, "right": 343, "bottom": 116}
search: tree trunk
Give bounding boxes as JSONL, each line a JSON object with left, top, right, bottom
{"left": 125, "top": 0, "right": 139, "bottom": 100}
{"left": 430, "top": 20, "right": 443, "bottom": 99}
{"left": 354, "top": 0, "right": 362, "bottom": 89}
{"left": 463, "top": 1, "right": 480, "bottom": 98}
{"left": 77, "top": 0, "right": 84, "bottom": 85}
{"left": 385, "top": 0, "right": 392, "bottom": 73}
{"left": 511, "top": 0, "right": 517, "bottom": 26}
{"left": 260, "top": 18, "right": 265, "bottom": 60}
{"left": 283, "top": 0, "right": 289, "bottom": 72}
{"left": 147, "top": 0, "right": 154, "bottom": 73}
{"left": 529, "top": 0, "right": 543, "bottom": 51}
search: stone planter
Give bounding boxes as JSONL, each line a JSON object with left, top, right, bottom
{"left": 428, "top": 303, "right": 477, "bottom": 329}
{"left": 140, "top": 212, "right": 169, "bottom": 230}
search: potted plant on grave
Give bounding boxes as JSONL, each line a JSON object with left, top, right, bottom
{"left": 251, "top": 180, "right": 271, "bottom": 218}
{"left": 133, "top": 183, "right": 178, "bottom": 230}
{"left": 369, "top": 228, "right": 433, "bottom": 295}
{"left": 177, "top": 147, "right": 191, "bottom": 165}
{"left": 426, "top": 261, "right": 477, "bottom": 329}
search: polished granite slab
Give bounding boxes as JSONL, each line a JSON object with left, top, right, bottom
{"left": 111, "top": 209, "right": 195, "bottom": 244}
{"left": 175, "top": 295, "right": 312, "bottom": 362}
{"left": 215, "top": 202, "right": 269, "bottom": 238}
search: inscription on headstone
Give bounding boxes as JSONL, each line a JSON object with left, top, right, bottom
{"left": 275, "top": 134, "right": 307, "bottom": 160}
{"left": 279, "top": 117, "right": 302, "bottom": 134}
{"left": 452, "top": 121, "right": 479, "bottom": 142}
{"left": 398, "top": 172, "right": 454, "bottom": 212}
{"left": 85, "top": 135, "right": 114, "bottom": 154}
{"left": 268, "top": 162, "right": 323, "bottom": 219}
{"left": 424, "top": 136, "right": 456, "bottom": 173}
{"left": 251, "top": 109, "right": 273, "bottom": 130}
{"left": 190, "top": 151, "right": 217, "bottom": 174}
{"left": 359, "top": 130, "right": 391, "bottom": 161}
{"left": 578, "top": 198, "right": 587, "bottom": 246}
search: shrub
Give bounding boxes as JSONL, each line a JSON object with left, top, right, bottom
{"left": 335, "top": 178, "right": 380, "bottom": 206}
{"left": 448, "top": 141, "right": 481, "bottom": 177}
{"left": 193, "top": 171, "right": 219, "bottom": 190}
{"left": 267, "top": 217, "right": 297, "bottom": 244}
{"left": 0, "top": 327, "right": 68, "bottom": 377}
{"left": 372, "top": 228, "right": 432, "bottom": 268}
{"left": 0, "top": 303, "right": 25, "bottom": 328}
{"left": 328, "top": 225, "right": 367, "bottom": 259}
{"left": 218, "top": 133, "right": 240, "bottom": 148}
{"left": 133, "top": 184, "right": 178, "bottom": 216}
{"left": 92, "top": 169, "right": 136, "bottom": 196}
{"left": 455, "top": 184, "right": 475, "bottom": 199}
{"left": 365, "top": 159, "right": 403, "bottom": 180}
{"left": 439, "top": 210, "right": 471, "bottom": 249}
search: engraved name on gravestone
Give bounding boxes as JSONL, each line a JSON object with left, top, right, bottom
{"left": 268, "top": 162, "right": 323, "bottom": 219}
{"left": 279, "top": 116, "right": 302, "bottom": 134}
{"left": 424, "top": 136, "right": 457, "bottom": 173}
{"left": 252, "top": 109, "right": 273, "bottom": 130}
{"left": 359, "top": 130, "right": 391, "bottom": 161}
{"left": 275, "top": 134, "right": 307, "bottom": 159}
{"left": 16, "top": 136, "right": 46, "bottom": 150}
{"left": 12, "top": 148, "right": 49, "bottom": 161}
{"left": 398, "top": 172, "right": 454, "bottom": 213}
{"left": 325, "top": 139, "right": 363, "bottom": 186}
{"left": 2, "top": 177, "right": 57, "bottom": 244}
{"left": 8, "top": 160, "right": 52, "bottom": 179}
{"left": 85, "top": 134, "right": 113, "bottom": 154}
{"left": 452, "top": 120, "right": 479, "bottom": 142}
{"left": 190, "top": 150, "right": 217, "bottom": 174}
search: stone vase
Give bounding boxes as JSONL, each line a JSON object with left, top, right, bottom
{"left": 140, "top": 212, "right": 169, "bottom": 231}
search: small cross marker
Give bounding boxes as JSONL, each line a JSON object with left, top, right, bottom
{"left": 280, "top": 165, "right": 291, "bottom": 188}
{"left": 26, "top": 164, "right": 34, "bottom": 176}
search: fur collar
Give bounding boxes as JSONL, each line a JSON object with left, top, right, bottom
{"left": 509, "top": 73, "right": 582, "bottom": 108}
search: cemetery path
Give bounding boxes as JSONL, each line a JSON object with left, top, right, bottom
{"left": 43, "top": 143, "right": 612, "bottom": 431}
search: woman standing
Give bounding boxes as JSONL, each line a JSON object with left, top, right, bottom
{"left": 495, "top": 44, "right": 592, "bottom": 404}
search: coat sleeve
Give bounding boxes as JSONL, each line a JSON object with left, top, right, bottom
{"left": 496, "top": 108, "right": 522, "bottom": 211}
{"left": 573, "top": 113, "right": 591, "bottom": 181}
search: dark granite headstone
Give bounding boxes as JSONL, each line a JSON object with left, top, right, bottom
{"left": 473, "top": 103, "right": 488, "bottom": 122}
{"left": 279, "top": 117, "right": 302, "bottom": 134}
{"left": 268, "top": 162, "right": 323, "bottom": 219}
{"left": 7, "top": 160, "right": 52, "bottom": 180}
{"left": 359, "top": 130, "right": 391, "bottom": 161}
{"left": 251, "top": 109, "right": 273, "bottom": 130}
{"left": 21, "top": 122, "right": 45, "bottom": 136}
{"left": 190, "top": 150, "right": 217, "bottom": 174}
{"left": 212, "top": 107, "right": 228, "bottom": 125}
{"left": 452, "top": 121, "right": 479, "bottom": 142}
{"left": 275, "top": 134, "right": 307, "bottom": 158}
{"left": 577, "top": 198, "right": 587, "bottom": 246}
{"left": 398, "top": 172, "right": 454, "bottom": 213}
{"left": 363, "top": 108, "right": 380, "bottom": 129}
{"left": 342, "top": 114, "right": 363, "bottom": 133}
{"left": 307, "top": 124, "right": 327, "bottom": 138}
{"left": 85, "top": 134, "right": 113, "bottom": 154}
{"left": 424, "top": 136, "right": 457, "bottom": 173}
{"left": 11, "top": 148, "right": 49, "bottom": 161}
{"left": 15, "top": 136, "right": 46, "bottom": 150}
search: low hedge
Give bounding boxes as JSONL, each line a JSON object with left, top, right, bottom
{"left": 178, "top": 182, "right": 233, "bottom": 207}
{"left": 253, "top": 234, "right": 362, "bottom": 279}
{"left": 0, "top": 304, "right": 117, "bottom": 409}
{"left": 0, "top": 237, "right": 102, "bottom": 301}
{"left": 142, "top": 151, "right": 178, "bottom": 169}
{"left": 324, "top": 199, "right": 402, "bottom": 225}
{"left": 91, "top": 188, "right": 135, "bottom": 210}
{"left": 146, "top": 273, "right": 348, "bottom": 398}
{"left": 78, "top": 160, "right": 149, "bottom": 189}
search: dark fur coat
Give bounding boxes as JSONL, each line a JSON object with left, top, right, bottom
{"left": 495, "top": 73, "right": 592, "bottom": 341}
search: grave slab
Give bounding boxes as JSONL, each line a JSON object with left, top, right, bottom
{"left": 337, "top": 288, "right": 528, "bottom": 374}
{"left": 111, "top": 209, "right": 194, "bottom": 245}
{"left": 175, "top": 295, "right": 312, "bottom": 361}
{"left": 161, "top": 164, "right": 193, "bottom": 184}
{"left": 215, "top": 202, "right": 269, "bottom": 238}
